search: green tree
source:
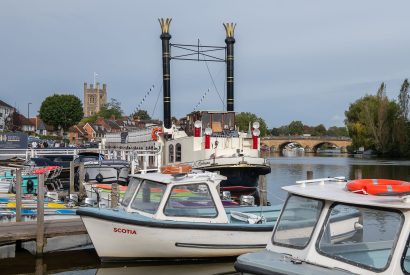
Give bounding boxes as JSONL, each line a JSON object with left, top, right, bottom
{"left": 98, "top": 98, "right": 123, "bottom": 119}
{"left": 235, "top": 112, "right": 268, "bottom": 136}
{"left": 288, "top": 120, "right": 304, "bottom": 135}
{"left": 345, "top": 83, "right": 401, "bottom": 155}
{"left": 133, "top": 110, "right": 151, "bottom": 120}
{"left": 39, "top": 94, "right": 83, "bottom": 131}
{"left": 398, "top": 79, "right": 409, "bottom": 119}
{"left": 313, "top": 124, "right": 327, "bottom": 136}
{"left": 327, "top": 126, "right": 348, "bottom": 137}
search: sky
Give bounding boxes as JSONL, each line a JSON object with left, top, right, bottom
{"left": 1, "top": 0, "right": 410, "bottom": 128}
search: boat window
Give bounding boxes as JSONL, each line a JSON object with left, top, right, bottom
{"left": 202, "top": 113, "right": 210, "bottom": 129}
{"left": 224, "top": 112, "right": 235, "bottom": 130}
{"left": 169, "top": 144, "right": 174, "bottom": 163}
{"left": 121, "top": 177, "right": 141, "bottom": 207}
{"left": 130, "top": 180, "right": 166, "bottom": 214}
{"left": 317, "top": 203, "right": 403, "bottom": 271}
{"left": 175, "top": 143, "right": 181, "bottom": 162}
{"left": 163, "top": 183, "right": 217, "bottom": 218}
{"left": 211, "top": 113, "right": 222, "bottom": 133}
{"left": 401, "top": 234, "right": 410, "bottom": 272}
{"left": 272, "top": 194, "right": 323, "bottom": 249}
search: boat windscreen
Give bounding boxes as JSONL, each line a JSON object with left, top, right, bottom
{"left": 272, "top": 195, "right": 323, "bottom": 249}
{"left": 130, "top": 180, "right": 166, "bottom": 214}
{"left": 318, "top": 203, "right": 403, "bottom": 271}
{"left": 121, "top": 177, "right": 141, "bottom": 207}
{"left": 163, "top": 183, "right": 218, "bottom": 218}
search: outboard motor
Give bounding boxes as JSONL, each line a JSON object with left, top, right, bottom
{"left": 240, "top": 195, "right": 255, "bottom": 206}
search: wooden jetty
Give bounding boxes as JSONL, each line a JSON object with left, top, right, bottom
{"left": 1, "top": 166, "right": 89, "bottom": 255}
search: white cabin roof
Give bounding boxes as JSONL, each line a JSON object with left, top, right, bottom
{"left": 283, "top": 178, "right": 410, "bottom": 210}
{"left": 130, "top": 170, "right": 226, "bottom": 186}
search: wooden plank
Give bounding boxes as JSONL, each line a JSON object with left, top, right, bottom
{"left": 69, "top": 161, "right": 75, "bottom": 194}
{"left": 0, "top": 218, "right": 86, "bottom": 242}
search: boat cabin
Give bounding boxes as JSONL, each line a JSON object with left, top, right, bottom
{"left": 119, "top": 171, "right": 230, "bottom": 223}
{"left": 182, "top": 111, "right": 237, "bottom": 137}
{"left": 236, "top": 177, "right": 410, "bottom": 274}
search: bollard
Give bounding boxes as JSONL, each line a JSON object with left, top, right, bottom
{"left": 355, "top": 168, "right": 362, "bottom": 179}
{"left": 69, "top": 161, "right": 75, "bottom": 195}
{"left": 36, "top": 173, "right": 45, "bottom": 256}
{"left": 307, "top": 171, "right": 313, "bottom": 180}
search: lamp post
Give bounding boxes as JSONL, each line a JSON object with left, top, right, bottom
{"left": 27, "top": 102, "right": 32, "bottom": 119}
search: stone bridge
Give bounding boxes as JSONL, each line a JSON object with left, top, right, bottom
{"left": 261, "top": 136, "right": 352, "bottom": 153}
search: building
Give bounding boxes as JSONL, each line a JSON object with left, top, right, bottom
{"left": 83, "top": 82, "right": 107, "bottom": 117}
{"left": 0, "top": 100, "right": 14, "bottom": 132}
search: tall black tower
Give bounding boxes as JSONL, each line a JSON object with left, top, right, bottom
{"left": 159, "top": 18, "right": 172, "bottom": 129}
{"left": 224, "top": 23, "right": 236, "bottom": 112}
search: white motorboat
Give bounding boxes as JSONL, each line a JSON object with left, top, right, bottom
{"left": 77, "top": 166, "right": 280, "bottom": 261}
{"left": 235, "top": 177, "right": 410, "bottom": 274}
{"left": 84, "top": 160, "right": 129, "bottom": 185}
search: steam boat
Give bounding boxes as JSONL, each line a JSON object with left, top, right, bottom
{"left": 104, "top": 19, "right": 270, "bottom": 203}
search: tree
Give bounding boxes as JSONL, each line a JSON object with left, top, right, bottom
{"left": 98, "top": 98, "right": 123, "bottom": 119}
{"left": 345, "top": 83, "right": 402, "bottom": 155}
{"left": 235, "top": 112, "right": 268, "bottom": 136}
{"left": 327, "top": 126, "right": 348, "bottom": 137}
{"left": 39, "top": 94, "right": 83, "bottom": 131}
{"left": 288, "top": 120, "right": 304, "bottom": 135}
{"left": 398, "top": 79, "right": 409, "bottom": 119}
{"left": 133, "top": 110, "right": 151, "bottom": 120}
{"left": 313, "top": 124, "right": 327, "bottom": 136}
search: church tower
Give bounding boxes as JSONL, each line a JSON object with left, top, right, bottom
{"left": 83, "top": 82, "right": 107, "bottom": 117}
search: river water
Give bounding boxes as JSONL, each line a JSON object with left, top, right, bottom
{"left": 1, "top": 153, "right": 409, "bottom": 274}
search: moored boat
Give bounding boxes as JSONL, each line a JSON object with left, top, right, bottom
{"left": 77, "top": 167, "right": 280, "bottom": 261}
{"left": 235, "top": 177, "right": 410, "bottom": 274}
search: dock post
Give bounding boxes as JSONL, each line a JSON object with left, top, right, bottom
{"left": 36, "top": 173, "right": 45, "bottom": 256}
{"left": 15, "top": 169, "right": 23, "bottom": 251}
{"left": 258, "top": 175, "right": 267, "bottom": 206}
{"left": 79, "top": 163, "right": 86, "bottom": 199}
{"left": 16, "top": 169, "right": 22, "bottom": 222}
{"left": 355, "top": 168, "right": 362, "bottom": 179}
{"left": 69, "top": 161, "right": 75, "bottom": 195}
{"left": 111, "top": 182, "right": 119, "bottom": 208}
{"left": 307, "top": 171, "right": 313, "bottom": 180}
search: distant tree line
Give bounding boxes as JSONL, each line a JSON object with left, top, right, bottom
{"left": 345, "top": 79, "right": 410, "bottom": 157}
{"left": 270, "top": 121, "right": 348, "bottom": 137}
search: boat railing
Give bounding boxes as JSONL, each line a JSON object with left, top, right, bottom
{"left": 296, "top": 177, "right": 346, "bottom": 187}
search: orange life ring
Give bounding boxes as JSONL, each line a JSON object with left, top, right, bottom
{"left": 346, "top": 179, "right": 410, "bottom": 195}
{"left": 151, "top": 127, "right": 162, "bottom": 141}
{"left": 160, "top": 164, "right": 192, "bottom": 174}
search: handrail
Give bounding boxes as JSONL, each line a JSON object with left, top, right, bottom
{"left": 296, "top": 176, "right": 346, "bottom": 187}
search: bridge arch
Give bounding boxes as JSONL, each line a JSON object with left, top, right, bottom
{"left": 312, "top": 141, "right": 340, "bottom": 152}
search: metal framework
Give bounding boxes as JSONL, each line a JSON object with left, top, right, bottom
{"left": 170, "top": 40, "right": 226, "bottom": 63}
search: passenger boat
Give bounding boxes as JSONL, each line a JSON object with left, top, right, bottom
{"left": 77, "top": 166, "right": 280, "bottom": 261}
{"left": 235, "top": 177, "right": 410, "bottom": 274}
{"left": 104, "top": 20, "right": 270, "bottom": 204}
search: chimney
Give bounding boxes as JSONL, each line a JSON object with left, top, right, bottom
{"left": 223, "top": 23, "right": 236, "bottom": 112}
{"left": 159, "top": 18, "right": 172, "bottom": 129}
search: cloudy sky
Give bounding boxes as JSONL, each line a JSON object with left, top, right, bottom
{"left": 1, "top": 0, "right": 410, "bottom": 128}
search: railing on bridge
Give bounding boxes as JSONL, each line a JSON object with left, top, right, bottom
{"left": 262, "top": 135, "right": 351, "bottom": 141}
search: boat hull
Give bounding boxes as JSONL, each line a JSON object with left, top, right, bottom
{"left": 80, "top": 214, "right": 271, "bottom": 261}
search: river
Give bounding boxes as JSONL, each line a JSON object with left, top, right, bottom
{"left": 1, "top": 154, "right": 409, "bottom": 274}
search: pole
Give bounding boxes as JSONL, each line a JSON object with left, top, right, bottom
{"left": 223, "top": 23, "right": 236, "bottom": 112}
{"left": 258, "top": 175, "right": 267, "bottom": 206}
{"left": 27, "top": 102, "right": 32, "bottom": 120}
{"left": 16, "top": 169, "right": 22, "bottom": 222}
{"left": 36, "top": 173, "right": 45, "bottom": 256}
{"left": 159, "top": 18, "right": 172, "bottom": 129}
{"left": 69, "top": 161, "right": 75, "bottom": 195}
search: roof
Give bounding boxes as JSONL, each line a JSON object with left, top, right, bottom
{"left": 283, "top": 178, "right": 410, "bottom": 210}
{"left": 0, "top": 100, "right": 13, "bottom": 109}
{"left": 130, "top": 170, "right": 226, "bottom": 186}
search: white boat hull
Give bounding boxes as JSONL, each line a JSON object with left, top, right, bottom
{"left": 81, "top": 216, "right": 270, "bottom": 260}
